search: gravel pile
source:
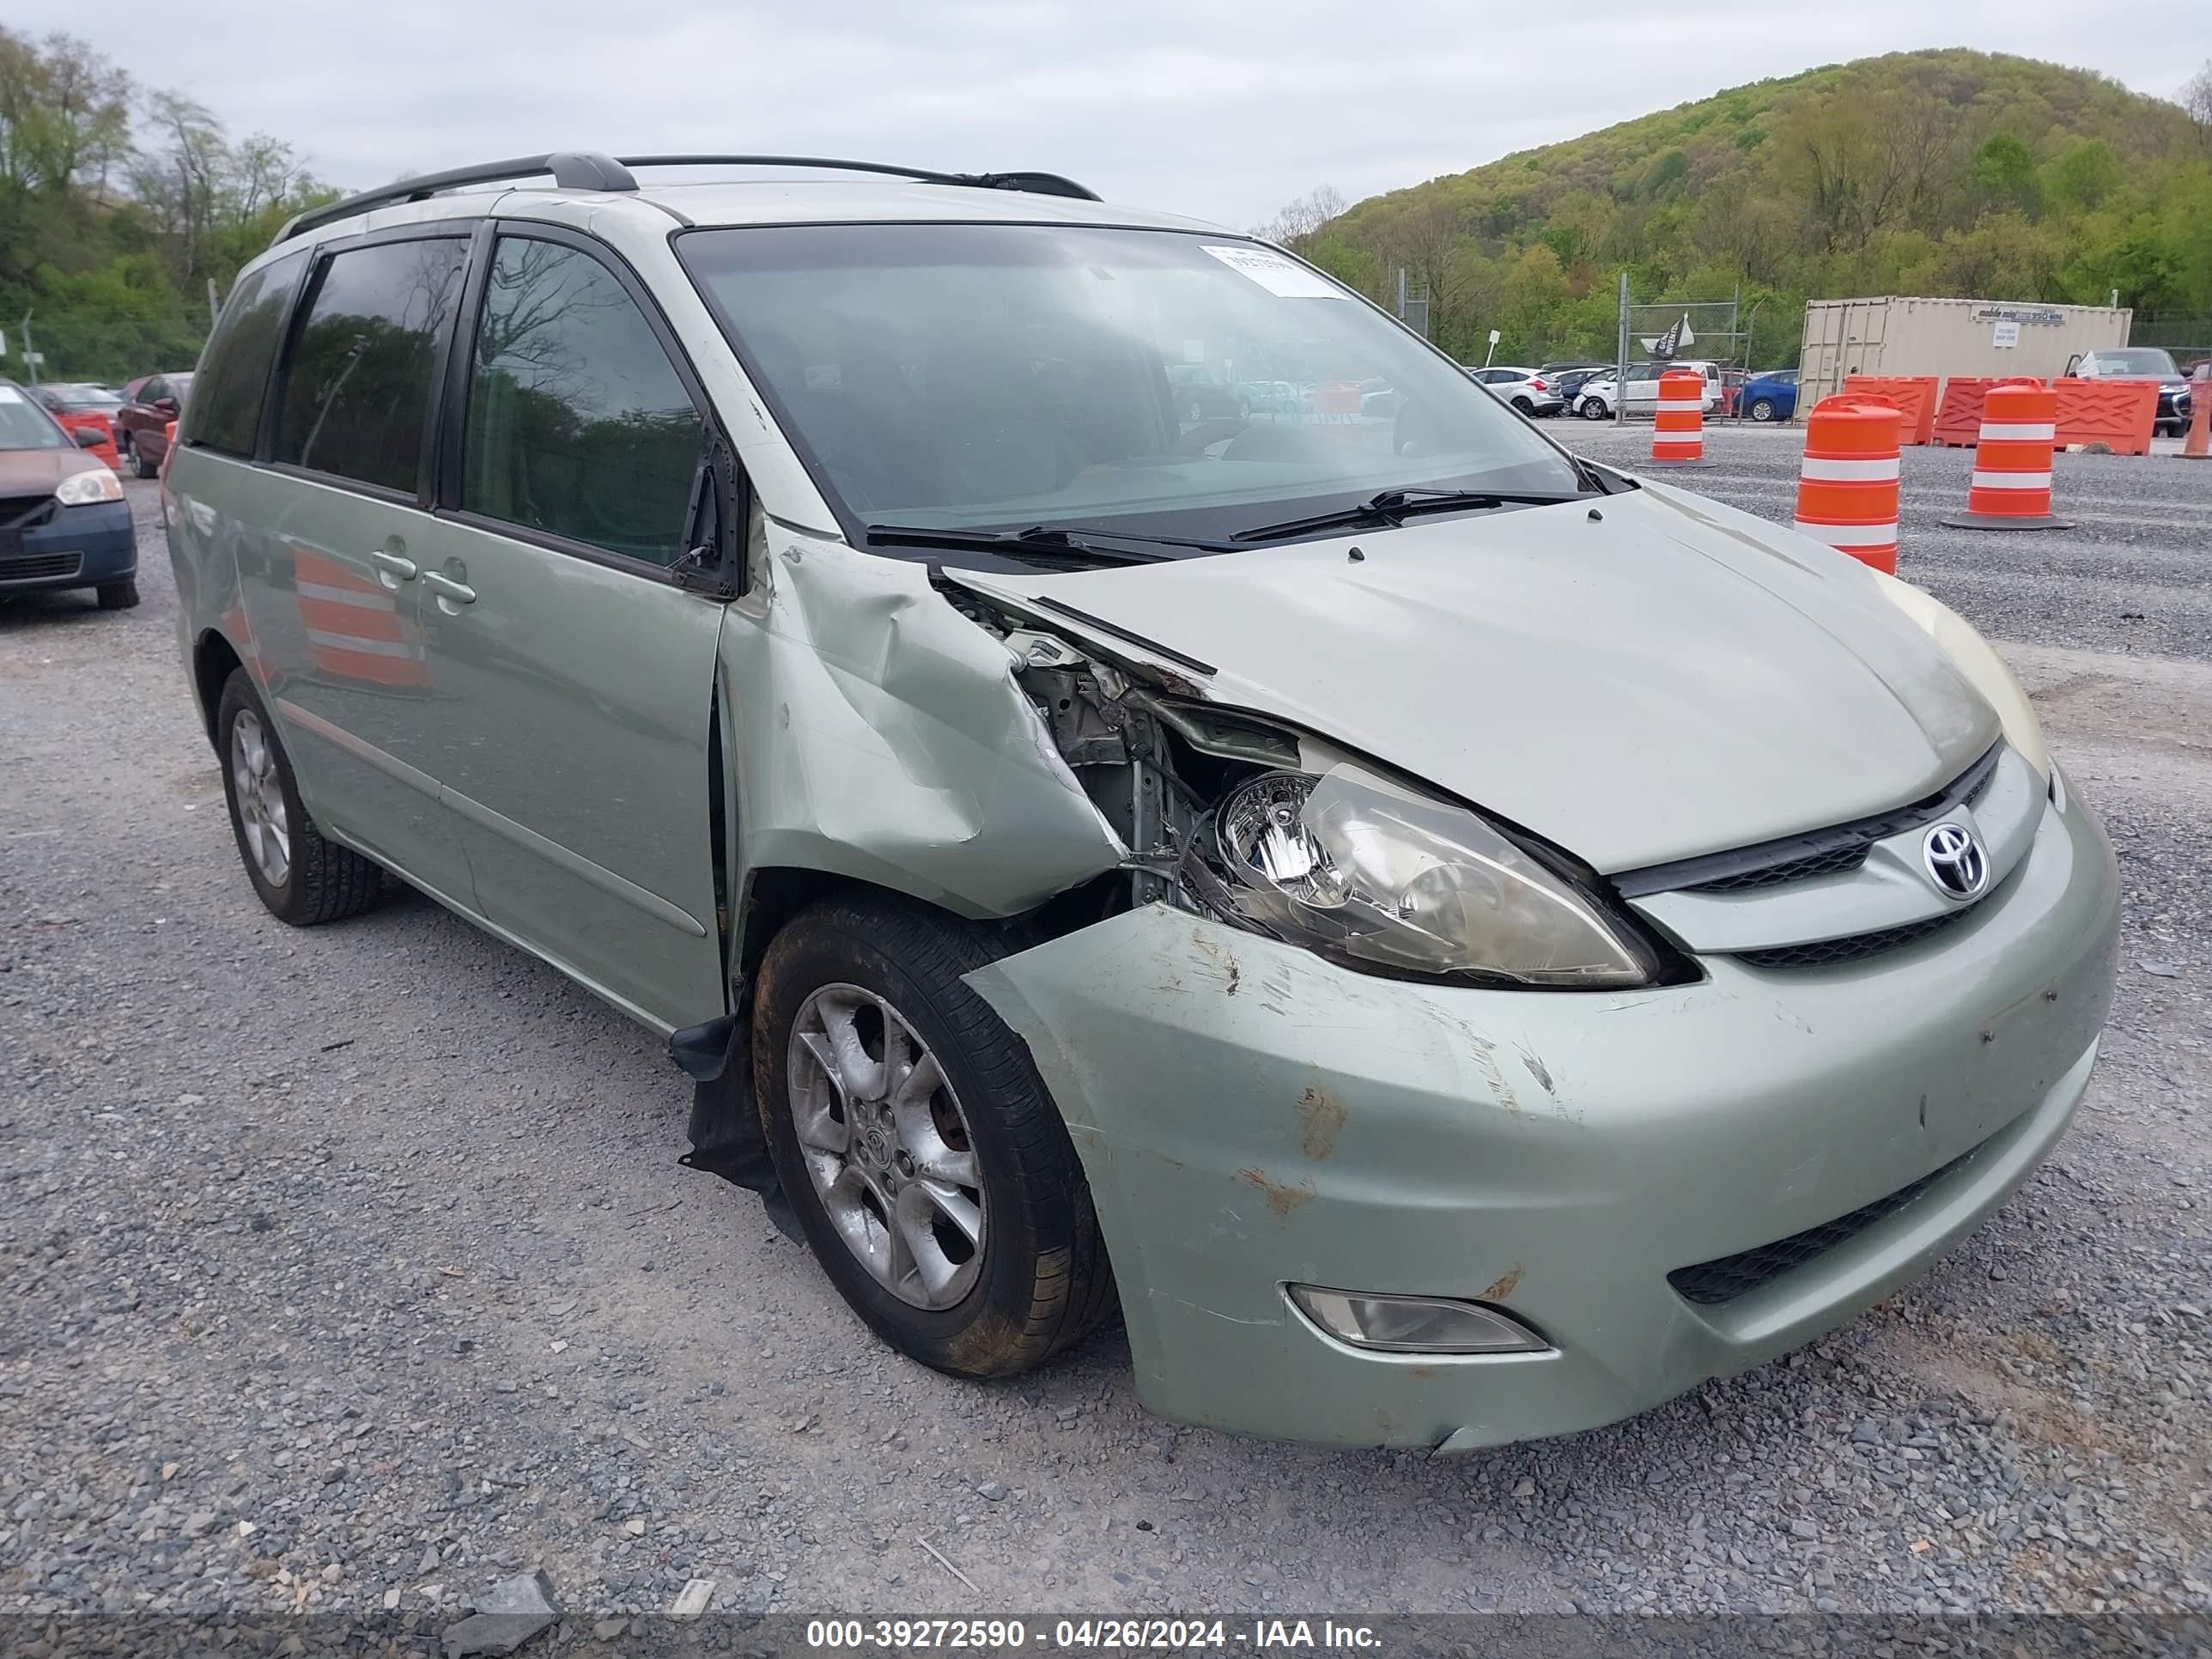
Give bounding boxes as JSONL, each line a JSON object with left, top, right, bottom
{"left": 2, "top": 474, "right": 2207, "bottom": 1621}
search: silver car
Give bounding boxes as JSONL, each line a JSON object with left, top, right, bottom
{"left": 1467, "top": 364, "right": 1565, "bottom": 416}
{"left": 165, "top": 152, "right": 2118, "bottom": 1452}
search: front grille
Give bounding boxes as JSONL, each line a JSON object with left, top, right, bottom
{"left": 0, "top": 552, "right": 82, "bottom": 584}
{"left": 1668, "top": 1146, "right": 1979, "bottom": 1305}
{"left": 1689, "top": 842, "right": 1868, "bottom": 891}
{"left": 0, "top": 493, "right": 58, "bottom": 531}
{"left": 1732, "top": 909, "right": 1966, "bottom": 969}
{"left": 1613, "top": 742, "right": 2004, "bottom": 900}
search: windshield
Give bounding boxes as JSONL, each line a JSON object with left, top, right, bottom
{"left": 46, "top": 383, "right": 124, "bottom": 410}
{"left": 678, "top": 223, "right": 1583, "bottom": 545}
{"left": 2098, "top": 349, "right": 2179, "bottom": 376}
{"left": 0, "top": 385, "right": 67, "bottom": 450}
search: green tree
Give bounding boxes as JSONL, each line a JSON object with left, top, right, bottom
{"left": 0, "top": 27, "right": 337, "bottom": 381}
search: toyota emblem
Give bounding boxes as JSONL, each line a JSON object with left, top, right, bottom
{"left": 1923, "top": 823, "right": 1989, "bottom": 900}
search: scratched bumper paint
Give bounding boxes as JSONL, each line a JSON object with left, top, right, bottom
{"left": 965, "top": 789, "right": 2118, "bottom": 1450}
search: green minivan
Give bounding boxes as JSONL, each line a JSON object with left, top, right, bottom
{"left": 168, "top": 154, "right": 2118, "bottom": 1450}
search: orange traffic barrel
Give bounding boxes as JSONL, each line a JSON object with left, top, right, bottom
{"left": 1651, "top": 368, "right": 1705, "bottom": 462}
{"left": 1942, "top": 380, "right": 2072, "bottom": 530}
{"left": 2185, "top": 364, "right": 2208, "bottom": 461}
{"left": 1793, "top": 395, "right": 1901, "bottom": 574}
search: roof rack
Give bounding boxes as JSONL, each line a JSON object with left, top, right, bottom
{"left": 275, "top": 152, "right": 1101, "bottom": 243}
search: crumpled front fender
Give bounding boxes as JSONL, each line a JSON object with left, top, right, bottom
{"left": 719, "top": 533, "right": 1126, "bottom": 918}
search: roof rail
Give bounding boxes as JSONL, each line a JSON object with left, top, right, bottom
{"left": 275, "top": 152, "right": 1100, "bottom": 244}
{"left": 615, "top": 156, "right": 1100, "bottom": 202}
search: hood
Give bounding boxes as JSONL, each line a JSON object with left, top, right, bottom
{"left": 951, "top": 483, "right": 1997, "bottom": 872}
{"left": 0, "top": 446, "right": 95, "bottom": 495}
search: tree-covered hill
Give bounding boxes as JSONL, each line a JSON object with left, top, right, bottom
{"left": 1, "top": 27, "right": 337, "bottom": 383}
{"left": 1267, "top": 49, "right": 2212, "bottom": 368}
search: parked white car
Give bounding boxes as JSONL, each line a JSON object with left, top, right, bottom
{"left": 1576, "top": 360, "right": 1723, "bottom": 420}
{"left": 1463, "top": 365, "right": 1565, "bottom": 416}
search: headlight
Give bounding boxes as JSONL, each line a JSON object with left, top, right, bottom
{"left": 55, "top": 468, "right": 124, "bottom": 507}
{"left": 1215, "top": 765, "right": 1656, "bottom": 987}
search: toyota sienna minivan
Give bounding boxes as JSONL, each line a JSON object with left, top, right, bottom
{"left": 166, "top": 153, "right": 2118, "bottom": 1451}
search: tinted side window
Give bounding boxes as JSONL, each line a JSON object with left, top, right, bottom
{"left": 462, "top": 238, "right": 702, "bottom": 567}
{"left": 275, "top": 237, "right": 466, "bottom": 492}
{"left": 188, "top": 252, "right": 305, "bottom": 457}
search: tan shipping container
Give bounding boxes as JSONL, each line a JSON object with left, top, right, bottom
{"left": 1797, "top": 296, "right": 2131, "bottom": 406}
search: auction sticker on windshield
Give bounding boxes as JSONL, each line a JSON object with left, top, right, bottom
{"left": 1200, "top": 244, "right": 1344, "bottom": 299}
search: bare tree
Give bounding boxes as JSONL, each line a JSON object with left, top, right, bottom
{"left": 2185, "top": 59, "right": 2212, "bottom": 153}
{"left": 230, "top": 132, "right": 310, "bottom": 222}
{"left": 1252, "top": 184, "right": 1347, "bottom": 249}
{"left": 127, "top": 91, "right": 227, "bottom": 283}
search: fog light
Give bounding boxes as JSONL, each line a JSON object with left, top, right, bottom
{"left": 1287, "top": 1285, "right": 1547, "bottom": 1354}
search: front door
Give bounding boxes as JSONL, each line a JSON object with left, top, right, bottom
{"left": 413, "top": 229, "right": 731, "bottom": 1032}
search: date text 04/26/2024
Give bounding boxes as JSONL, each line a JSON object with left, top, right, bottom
{"left": 805, "top": 1620, "right": 1383, "bottom": 1650}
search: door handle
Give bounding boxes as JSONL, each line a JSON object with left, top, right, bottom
{"left": 370, "top": 550, "right": 417, "bottom": 581}
{"left": 423, "top": 570, "right": 477, "bottom": 606}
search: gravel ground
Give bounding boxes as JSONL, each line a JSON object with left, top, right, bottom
{"left": 3, "top": 449, "right": 2209, "bottom": 1627}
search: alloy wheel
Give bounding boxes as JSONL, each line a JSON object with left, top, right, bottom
{"left": 787, "top": 984, "right": 986, "bottom": 1310}
{"left": 231, "top": 708, "right": 291, "bottom": 887}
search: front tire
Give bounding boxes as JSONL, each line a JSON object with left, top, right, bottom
{"left": 95, "top": 580, "right": 139, "bottom": 610}
{"left": 215, "top": 669, "right": 383, "bottom": 927}
{"left": 1749, "top": 398, "right": 1778, "bottom": 422}
{"left": 1579, "top": 398, "right": 1608, "bottom": 420}
{"left": 132, "top": 445, "right": 159, "bottom": 479}
{"left": 756, "top": 894, "right": 1115, "bottom": 1378}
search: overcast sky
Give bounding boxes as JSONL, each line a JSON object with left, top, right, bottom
{"left": 14, "top": 2, "right": 2204, "bottom": 228}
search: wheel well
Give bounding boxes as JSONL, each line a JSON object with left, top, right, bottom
{"left": 735, "top": 868, "right": 856, "bottom": 997}
{"left": 192, "top": 629, "right": 243, "bottom": 751}
{"left": 733, "top": 867, "right": 1091, "bottom": 1001}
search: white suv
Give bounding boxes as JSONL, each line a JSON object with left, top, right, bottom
{"left": 1576, "top": 360, "right": 1722, "bottom": 419}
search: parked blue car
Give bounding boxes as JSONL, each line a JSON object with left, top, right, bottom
{"left": 1739, "top": 369, "right": 1798, "bottom": 422}
{"left": 0, "top": 378, "right": 138, "bottom": 610}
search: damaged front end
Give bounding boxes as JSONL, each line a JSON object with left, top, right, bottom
{"left": 940, "top": 574, "right": 1679, "bottom": 993}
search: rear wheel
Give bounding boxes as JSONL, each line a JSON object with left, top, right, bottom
{"left": 1749, "top": 398, "right": 1778, "bottom": 422}
{"left": 215, "top": 669, "right": 382, "bottom": 926}
{"left": 95, "top": 580, "right": 139, "bottom": 610}
{"left": 132, "top": 445, "right": 159, "bottom": 479}
{"left": 756, "top": 894, "right": 1115, "bottom": 1377}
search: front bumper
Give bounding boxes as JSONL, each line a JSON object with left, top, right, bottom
{"left": 0, "top": 500, "right": 136, "bottom": 593}
{"left": 968, "top": 783, "right": 2119, "bottom": 1450}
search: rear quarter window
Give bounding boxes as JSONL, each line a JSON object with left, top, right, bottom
{"left": 186, "top": 252, "right": 306, "bottom": 458}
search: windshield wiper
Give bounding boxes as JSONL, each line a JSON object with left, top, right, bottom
{"left": 865, "top": 523, "right": 1167, "bottom": 568}
{"left": 866, "top": 520, "right": 1243, "bottom": 566}
{"left": 1231, "top": 486, "right": 1586, "bottom": 544}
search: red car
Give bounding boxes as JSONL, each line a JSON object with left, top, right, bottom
{"left": 117, "top": 372, "right": 193, "bottom": 477}
{"left": 33, "top": 383, "right": 125, "bottom": 470}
